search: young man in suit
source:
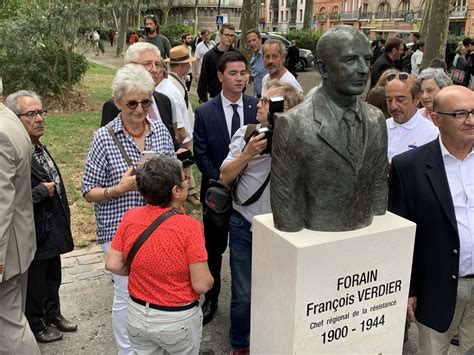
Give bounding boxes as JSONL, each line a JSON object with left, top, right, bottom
{"left": 389, "top": 85, "right": 474, "bottom": 353}
{"left": 0, "top": 101, "right": 39, "bottom": 354}
{"left": 194, "top": 51, "right": 258, "bottom": 325}
{"left": 5, "top": 91, "right": 77, "bottom": 343}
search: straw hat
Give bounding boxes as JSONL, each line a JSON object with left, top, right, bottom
{"left": 165, "top": 45, "right": 196, "bottom": 64}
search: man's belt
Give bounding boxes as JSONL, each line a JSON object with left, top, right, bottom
{"left": 130, "top": 295, "right": 199, "bottom": 312}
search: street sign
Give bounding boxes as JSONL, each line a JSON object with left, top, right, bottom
{"left": 216, "top": 15, "right": 224, "bottom": 25}
{"left": 183, "top": 19, "right": 189, "bottom": 25}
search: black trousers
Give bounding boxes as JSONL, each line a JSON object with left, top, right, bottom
{"left": 202, "top": 205, "right": 229, "bottom": 303}
{"left": 25, "top": 256, "right": 62, "bottom": 333}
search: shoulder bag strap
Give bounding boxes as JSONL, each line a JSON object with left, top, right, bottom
{"left": 126, "top": 208, "right": 182, "bottom": 270}
{"left": 168, "top": 72, "right": 189, "bottom": 109}
{"left": 106, "top": 124, "right": 137, "bottom": 174}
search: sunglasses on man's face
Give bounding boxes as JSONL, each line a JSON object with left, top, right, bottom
{"left": 125, "top": 99, "right": 152, "bottom": 110}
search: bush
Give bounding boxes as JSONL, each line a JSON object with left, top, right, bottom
{"left": 281, "top": 29, "right": 324, "bottom": 57}
{"left": 0, "top": 14, "right": 89, "bottom": 96}
{"left": 161, "top": 23, "right": 194, "bottom": 46}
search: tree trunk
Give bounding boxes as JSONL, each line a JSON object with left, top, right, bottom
{"left": 66, "top": 46, "right": 73, "bottom": 86}
{"left": 303, "top": 0, "right": 313, "bottom": 30}
{"left": 116, "top": 6, "right": 129, "bottom": 57}
{"left": 239, "top": 0, "right": 259, "bottom": 57}
{"left": 420, "top": 0, "right": 450, "bottom": 70}
{"left": 419, "top": 0, "right": 432, "bottom": 40}
{"left": 112, "top": 9, "right": 119, "bottom": 30}
{"left": 193, "top": 0, "right": 199, "bottom": 34}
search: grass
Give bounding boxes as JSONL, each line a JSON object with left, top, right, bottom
{"left": 47, "top": 62, "right": 203, "bottom": 247}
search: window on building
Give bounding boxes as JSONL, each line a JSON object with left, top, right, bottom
{"left": 281, "top": 10, "right": 283, "bottom": 20}
{"left": 376, "top": 2, "right": 391, "bottom": 19}
{"left": 286, "top": 10, "right": 288, "bottom": 21}
{"left": 299, "top": 9, "right": 303, "bottom": 21}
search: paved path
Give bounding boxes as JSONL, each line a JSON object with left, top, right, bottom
{"left": 40, "top": 43, "right": 460, "bottom": 354}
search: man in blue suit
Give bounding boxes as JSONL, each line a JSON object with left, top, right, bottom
{"left": 194, "top": 51, "right": 258, "bottom": 325}
{"left": 389, "top": 85, "right": 474, "bottom": 353}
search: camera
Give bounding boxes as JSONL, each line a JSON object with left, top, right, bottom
{"left": 253, "top": 96, "right": 284, "bottom": 155}
{"left": 137, "top": 27, "right": 151, "bottom": 37}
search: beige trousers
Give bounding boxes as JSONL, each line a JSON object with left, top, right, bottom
{"left": 0, "top": 272, "right": 40, "bottom": 355}
{"left": 417, "top": 278, "right": 474, "bottom": 354}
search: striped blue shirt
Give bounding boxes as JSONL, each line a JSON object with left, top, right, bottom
{"left": 82, "top": 116, "right": 176, "bottom": 244}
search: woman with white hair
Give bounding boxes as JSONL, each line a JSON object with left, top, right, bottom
{"left": 416, "top": 68, "right": 453, "bottom": 120}
{"left": 82, "top": 64, "right": 176, "bottom": 355}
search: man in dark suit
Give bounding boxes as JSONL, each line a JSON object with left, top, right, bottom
{"left": 5, "top": 90, "right": 76, "bottom": 343}
{"left": 194, "top": 51, "right": 258, "bottom": 324}
{"left": 388, "top": 85, "right": 474, "bottom": 353}
{"left": 271, "top": 25, "right": 388, "bottom": 233}
{"left": 100, "top": 42, "right": 180, "bottom": 150}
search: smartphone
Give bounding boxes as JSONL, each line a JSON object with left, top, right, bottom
{"left": 140, "top": 151, "right": 159, "bottom": 164}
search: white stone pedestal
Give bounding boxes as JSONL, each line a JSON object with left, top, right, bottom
{"left": 250, "top": 212, "right": 416, "bottom": 354}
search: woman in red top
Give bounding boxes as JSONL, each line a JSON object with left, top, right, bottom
{"left": 106, "top": 156, "right": 213, "bottom": 354}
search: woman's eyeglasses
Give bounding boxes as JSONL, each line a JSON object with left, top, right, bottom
{"left": 125, "top": 99, "right": 152, "bottom": 110}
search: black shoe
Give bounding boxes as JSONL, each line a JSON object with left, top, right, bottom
{"left": 450, "top": 334, "right": 459, "bottom": 346}
{"left": 45, "top": 315, "right": 78, "bottom": 332}
{"left": 202, "top": 299, "right": 218, "bottom": 325}
{"left": 34, "top": 326, "right": 63, "bottom": 343}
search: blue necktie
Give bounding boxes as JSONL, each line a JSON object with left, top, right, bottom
{"left": 231, "top": 103, "right": 240, "bottom": 137}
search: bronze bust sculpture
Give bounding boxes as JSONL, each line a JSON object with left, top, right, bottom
{"left": 270, "top": 25, "right": 388, "bottom": 232}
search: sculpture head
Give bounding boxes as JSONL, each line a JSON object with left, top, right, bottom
{"left": 316, "top": 25, "right": 371, "bottom": 99}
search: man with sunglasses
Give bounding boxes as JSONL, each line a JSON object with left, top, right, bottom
{"left": 197, "top": 23, "right": 239, "bottom": 103}
{"left": 385, "top": 72, "right": 438, "bottom": 161}
{"left": 388, "top": 85, "right": 474, "bottom": 354}
{"left": 143, "top": 14, "right": 171, "bottom": 59}
{"left": 5, "top": 91, "right": 76, "bottom": 343}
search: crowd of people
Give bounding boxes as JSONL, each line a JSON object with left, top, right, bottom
{"left": 0, "top": 18, "right": 473, "bottom": 355}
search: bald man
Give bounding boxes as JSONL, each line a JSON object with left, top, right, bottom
{"left": 388, "top": 86, "right": 474, "bottom": 353}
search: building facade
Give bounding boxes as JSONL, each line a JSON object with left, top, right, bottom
{"left": 313, "top": 0, "right": 473, "bottom": 39}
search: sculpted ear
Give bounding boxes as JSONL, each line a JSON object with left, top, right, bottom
{"left": 315, "top": 59, "right": 328, "bottom": 79}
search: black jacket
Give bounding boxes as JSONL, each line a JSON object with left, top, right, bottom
{"left": 31, "top": 146, "right": 74, "bottom": 261}
{"left": 100, "top": 91, "right": 180, "bottom": 150}
{"left": 197, "top": 45, "right": 238, "bottom": 103}
{"left": 370, "top": 53, "right": 394, "bottom": 88}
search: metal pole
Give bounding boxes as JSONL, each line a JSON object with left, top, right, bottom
{"left": 217, "top": 0, "right": 222, "bottom": 30}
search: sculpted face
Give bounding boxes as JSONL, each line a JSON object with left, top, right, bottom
{"left": 319, "top": 32, "right": 371, "bottom": 97}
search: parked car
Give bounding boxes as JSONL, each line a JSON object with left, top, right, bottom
{"left": 211, "top": 30, "right": 314, "bottom": 72}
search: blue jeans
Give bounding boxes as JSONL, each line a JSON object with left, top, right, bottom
{"left": 228, "top": 211, "right": 252, "bottom": 349}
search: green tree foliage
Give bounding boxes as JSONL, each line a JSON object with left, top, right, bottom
{"left": 283, "top": 30, "right": 323, "bottom": 57}
{"left": 161, "top": 23, "right": 194, "bottom": 46}
{"left": 0, "top": 9, "right": 88, "bottom": 97}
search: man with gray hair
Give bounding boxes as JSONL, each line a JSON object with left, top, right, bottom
{"left": 5, "top": 91, "right": 76, "bottom": 343}
{"left": 100, "top": 42, "right": 180, "bottom": 150}
{"left": 261, "top": 39, "right": 303, "bottom": 96}
{"left": 0, "top": 97, "right": 39, "bottom": 354}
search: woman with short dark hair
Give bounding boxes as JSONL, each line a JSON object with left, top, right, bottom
{"left": 106, "top": 156, "right": 213, "bottom": 355}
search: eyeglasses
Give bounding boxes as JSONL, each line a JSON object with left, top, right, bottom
{"left": 144, "top": 14, "right": 156, "bottom": 18}
{"left": 18, "top": 110, "right": 47, "bottom": 119}
{"left": 258, "top": 97, "right": 269, "bottom": 106}
{"left": 222, "top": 33, "right": 235, "bottom": 38}
{"left": 435, "top": 109, "right": 474, "bottom": 121}
{"left": 386, "top": 72, "right": 409, "bottom": 82}
{"left": 132, "top": 61, "right": 162, "bottom": 71}
{"left": 125, "top": 99, "right": 152, "bottom": 110}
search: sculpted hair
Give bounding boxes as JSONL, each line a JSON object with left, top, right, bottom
{"left": 385, "top": 37, "right": 403, "bottom": 54}
{"left": 316, "top": 25, "right": 367, "bottom": 62}
{"left": 217, "top": 51, "right": 248, "bottom": 73}
{"left": 137, "top": 156, "right": 183, "bottom": 207}
{"left": 219, "top": 23, "right": 235, "bottom": 34}
{"left": 246, "top": 28, "right": 261, "bottom": 39}
{"left": 417, "top": 68, "right": 452, "bottom": 89}
{"left": 112, "top": 64, "right": 155, "bottom": 100}
{"left": 266, "top": 79, "right": 303, "bottom": 109}
{"left": 5, "top": 90, "right": 42, "bottom": 115}
{"left": 263, "top": 39, "right": 286, "bottom": 57}
{"left": 124, "top": 42, "right": 161, "bottom": 64}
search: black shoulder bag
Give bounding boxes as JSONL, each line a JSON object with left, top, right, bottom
{"left": 126, "top": 208, "right": 182, "bottom": 271}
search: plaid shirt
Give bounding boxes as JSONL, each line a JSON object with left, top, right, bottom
{"left": 82, "top": 116, "right": 176, "bottom": 244}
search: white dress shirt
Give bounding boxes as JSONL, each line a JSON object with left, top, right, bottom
{"left": 387, "top": 108, "right": 439, "bottom": 160}
{"left": 261, "top": 70, "right": 304, "bottom": 97}
{"left": 439, "top": 138, "right": 474, "bottom": 277}
{"left": 221, "top": 92, "right": 244, "bottom": 139}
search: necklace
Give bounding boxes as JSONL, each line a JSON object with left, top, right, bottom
{"left": 124, "top": 120, "right": 147, "bottom": 138}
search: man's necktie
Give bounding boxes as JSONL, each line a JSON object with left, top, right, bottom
{"left": 231, "top": 103, "right": 240, "bottom": 138}
{"left": 343, "top": 109, "right": 361, "bottom": 162}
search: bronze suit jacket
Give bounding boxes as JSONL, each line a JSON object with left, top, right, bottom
{"left": 0, "top": 103, "right": 36, "bottom": 282}
{"left": 271, "top": 85, "right": 388, "bottom": 232}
